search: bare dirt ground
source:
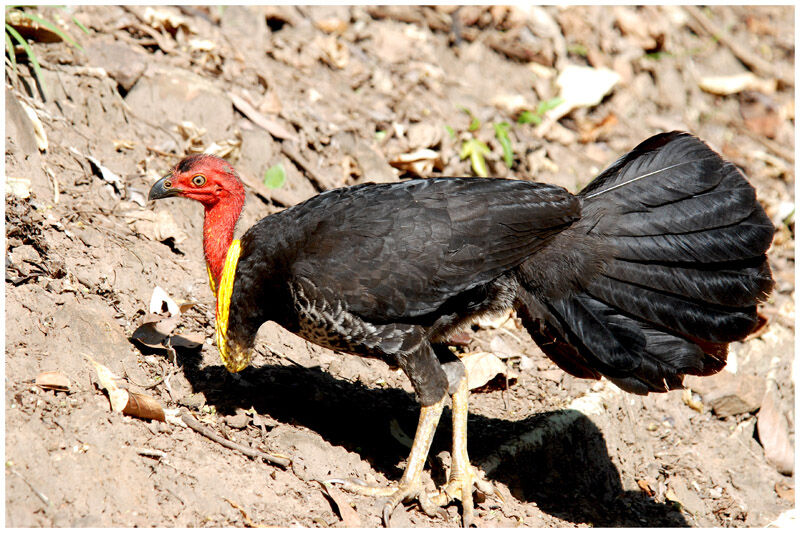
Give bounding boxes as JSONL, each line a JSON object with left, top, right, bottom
{"left": 5, "top": 5, "right": 795, "bottom": 527}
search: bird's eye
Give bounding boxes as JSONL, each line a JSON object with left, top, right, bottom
{"left": 191, "top": 174, "right": 206, "bottom": 187}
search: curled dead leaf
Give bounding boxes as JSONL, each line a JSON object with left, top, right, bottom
{"left": 699, "top": 72, "right": 777, "bottom": 96}
{"left": 320, "top": 481, "right": 362, "bottom": 527}
{"left": 461, "top": 351, "right": 518, "bottom": 391}
{"left": 150, "top": 286, "right": 180, "bottom": 316}
{"left": 315, "top": 35, "right": 349, "bottom": 69}
{"left": 122, "top": 391, "right": 166, "bottom": 422}
{"left": 131, "top": 316, "right": 180, "bottom": 348}
{"left": 315, "top": 17, "right": 348, "bottom": 34}
{"left": 19, "top": 101, "right": 47, "bottom": 152}
{"left": 35, "top": 371, "right": 71, "bottom": 392}
{"left": 170, "top": 331, "right": 205, "bottom": 349}
{"left": 389, "top": 149, "right": 443, "bottom": 176}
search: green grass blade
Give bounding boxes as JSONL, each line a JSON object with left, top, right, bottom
{"left": 6, "top": 29, "right": 17, "bottom": 71}
{"left": 493, "top": 122, "right": 513, "bottom": 168}
{"left": 17, "top": 10, "right": 83, "bottom": 51}
{"left": 6, "top": 23, "right": 47, "bottom": 98}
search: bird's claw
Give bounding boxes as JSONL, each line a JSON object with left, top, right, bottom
{"left": 427, "top": 465, "right": 496, "bottom": 527}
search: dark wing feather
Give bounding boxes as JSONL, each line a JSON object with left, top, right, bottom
{"left": 286, "top": 178, "right": 579, "bottom": 322}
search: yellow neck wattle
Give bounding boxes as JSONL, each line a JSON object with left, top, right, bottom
{"left": 212, "top": 239, "right": 250, "bottom": 373}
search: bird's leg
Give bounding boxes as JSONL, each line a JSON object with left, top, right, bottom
{"left": 427, "top": 375, "right": 496, "bottom": 527}
{"left": 330, "top": 396, "right": 445, "bottom": 525}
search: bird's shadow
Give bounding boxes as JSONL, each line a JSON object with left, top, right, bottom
{"left": 174, "top": 347, "right": 687, "bottom": 527}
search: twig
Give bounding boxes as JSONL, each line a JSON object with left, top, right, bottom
{"left": 225, "top": 498, "right": 268, "bottom": 528}
{"left": 9, "top": 468, "right": 50, "bottom": 507}
{"left": 136, "top": 447, "right": 167, "bottom": 459}
{"left": 180, "top": 410, "right": 291, "bottom": 468}
{"left": 146, "top": 145, "right": 179, "bottom": 159}
{"left": 684, "top": 6, "right": 793, "bottom": 88}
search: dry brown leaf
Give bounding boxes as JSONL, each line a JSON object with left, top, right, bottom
{"left": 315, "top": 35, "right": 349, "bottom": 69}
{"left": 35, "top": 371, "right": 71, "bottom": 392}
{"left": 131, "top": 316, "right": 180, "bottom": 348}
{"left": 461, "top": 352, "right": 517, "bottom": 391}
{"left": 315, "top": 17, "right": 348, "bottom": 34}
{"left": 699, "top": 73, "right": 777, "bottom": 96}
{"left": 19, "top": 101, "right": 47, "bottom": 152}
{"left": 122, "top": 391, "right": 166, "bottom": 422}
{"left": 6, "top": 177, "right": 31, "bottom": 199}
{"left": 388, "top": 149, "right": 443, "bottom": 176}
{"left": 170, "top": 332, "right": 205, "bottom": 349}
{"left": 320, "top": 482, "right": 362, "bottom": 527}
{"left": 636, "top": 478, "right": 654, "bottom": 497}
{"left": 150, "top": 286, "right": 181, "bottom": 316}
{"left": 757, "top": 387, "right": 794, "bottom": 475}
{"left": 84, "top": 354, "right": 129, "bottom": 412}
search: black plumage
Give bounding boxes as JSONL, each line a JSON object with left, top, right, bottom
{"left": 226, "top": 132, "right": 772, "bottom": 401}
{"left": 149, "top": 131, "right": 774, "bottom": 524}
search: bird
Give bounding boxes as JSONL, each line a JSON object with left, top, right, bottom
{"left": 148, "top": 132, "right": 774, "bottom": 526}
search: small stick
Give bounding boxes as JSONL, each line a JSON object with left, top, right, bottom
{"left": 180, "top": 410, "right": 290, "bottom": 468}
{"left": 135, "top": 447, "right": 167, "bottom": 459}
{"left": 9, "top": 468, "right": 50, "bottom": 506}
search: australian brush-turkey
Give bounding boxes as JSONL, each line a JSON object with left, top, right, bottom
{"left": 148, "top": 132, "right": 773, "bottom": 526}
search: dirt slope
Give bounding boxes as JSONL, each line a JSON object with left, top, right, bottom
{"left": 5, "top": 5, "right": 794, "bottom": 527}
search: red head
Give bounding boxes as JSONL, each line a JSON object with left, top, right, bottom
{"left": 149, "top": 154, "right": 245, "bottom": 290}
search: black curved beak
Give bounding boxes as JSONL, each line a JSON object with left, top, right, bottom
{"left": 148, "top": 173, "right": 180, "bottom": 201}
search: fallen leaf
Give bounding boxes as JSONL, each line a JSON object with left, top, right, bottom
{"left": 35, "top": 371, "right": 70, "bottom": 392}
{"left": 699, "top": 72, "right": 777, "bottom": 96}
{"left": 775, "top": 480, "right": 794, "bottom": 501}
{"left": 320, "top": 481, "right": 362, "bottom": 527}
{"left": 461, "top": 352, "right": 517, "bottom": 391}
{"left": 86, "top": 155, "right": 124, "bottom": 195}
{"left": 757, "top": 387, "right": 794, "bottom": 475}
{"left": 637, "top": 478, "right": 655, "bottom": 497}
{"left": 150, "top": 286, "right": 181, "bottom": 317}
{"left": 389, "top": 418, "right": 414, "bottom": 449}
{"left": 406, "top": 122, "right": 443, "bottom": 150}
{"left": 19, "top": 101, "right": 47, "bottom": 151}
{"left": 389, "top": 149, "right": 444, "bottom": 176}
{"left": 170, "top": 331, "right": 205, "bottom": 349}
{"left": 142, "top": 6, "right": 193, "bottom": 34}
{"left": 6, "top": 177, "right": 31, "bottom": 199}
{"left": 84, "top": 354, "right": 129, "bottom": 412}
{"left": 536, "top": 65, "right": 620, "bottom": 136}
{"left": 315, "top": 17, "right": 348, "bottom": 34}
{"left": 131, "top": 316, "right": 179, "bottom": 348}
{"left": 122, "top": 391, "right": 166, "bottom": 422}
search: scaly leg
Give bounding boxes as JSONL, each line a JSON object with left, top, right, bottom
{"left": 428, "top": 376, "right": 496, "bottom": 527}
{"left": 329, "top": 396, "right": 445, "bottom": 526}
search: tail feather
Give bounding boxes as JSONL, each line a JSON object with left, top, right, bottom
{"left": 603, "top": 258, "right": 773, "bottom": 307}
{"left": 522, "top": 132, "right": 774, "bottom": 394}
{"left": 587, "top": 275, "right": 758, "bottom": 343}
{"left": 608, "top": 209, "right": 774, "bottom": 263}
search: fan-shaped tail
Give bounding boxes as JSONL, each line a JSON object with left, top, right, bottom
{"left": 521, "top": 132, "right": 774, "bottom": 394}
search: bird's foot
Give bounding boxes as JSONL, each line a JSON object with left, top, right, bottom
{"left": 427, "top": 464, "right": 497, "bottom": 527}
{"left": 328, "top": 477, "right": 447, "bottom": 525}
